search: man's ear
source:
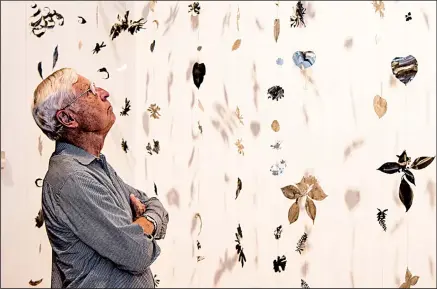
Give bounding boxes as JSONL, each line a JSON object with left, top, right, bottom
{"left": 56, "top": 110, "right": 78, "bottom": 128}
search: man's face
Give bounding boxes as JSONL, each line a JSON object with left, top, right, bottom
{"left": 70, "top": 75, "right": 116, "bottom": 135}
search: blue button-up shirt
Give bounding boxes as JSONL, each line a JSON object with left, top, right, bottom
{"left": 42, "top": 142, "right": 169, "bottom": 288}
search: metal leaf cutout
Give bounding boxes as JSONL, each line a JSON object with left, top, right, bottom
{"left": 232, "top": 39, "right": 241, "bottom": 51}
{"left": 399, "top": 177, "right": 414, "bottom": 212}
{"left": 29, "top": 279, "right": 43, "bottom": 286}
{"left": 150, "top": 40, "right": 156, "bottom": 52}
{"left": 305, "top": 197, "right": 316, "bottom": 223}
{"left": 273, "top": 18, "right": 280, "bottom": 42}
{"left": 235, "top": 177, "right": 242, "bottom": 199}
{"left": 52, "top": 45, "right": 59, "bottom": 70}
{"left": 192, "top": 62, "right": 206, "bottom": 89}
{"left": 410, "top": 156, "right": 435, "bottom": 170}
{"left": 373, "top": 94, "right": 387, "bottom": 118}
{"left": 37, "top": 62, "right": 43, "bottom": 79}
{"left": 35, "top": 209, "right": 44, "bottom": 228}
{"left": 288, "top": 200, "right": 300, "bottom": 224}
{"left": 404, "top": 169, "right": 415, "bottom": 186}
{"left": 377, "top": 162, "right": 402, "bottom": 174}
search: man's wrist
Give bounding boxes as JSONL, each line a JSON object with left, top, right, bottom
{"left": 144, "top": 214, "right": 157, "bottom": 236}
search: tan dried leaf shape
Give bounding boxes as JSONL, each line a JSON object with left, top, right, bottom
{"left": 373, "top": 95, "right": 387, "bottom": 118}
{"left": 235, "top": 106, "right": 244, "bottom": 125}
{"left": 273, "top": 19, "right": 280, "bottom": 42}
{"left": 271, "top": 120, "right": 280, "bottom": 132}
{"left": 147, "top": 104, "right": 161, "bottom": 119}
{"left": 282, "top": 175, "right": 327, "bottom": 224}
{"left": 236, "top": 7, "right": 240, "bottom": 31}
{"left": 232, "top": 39, "right": 241, "bottom": 51}
{"left": 399, "top": 267, "right": 419, "bottom": 288}
{"left": 373, "top": 1, "right": 385, "bottom": 18}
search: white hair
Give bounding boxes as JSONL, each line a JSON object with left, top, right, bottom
{"left": 31, "top": 68, "right": 79, "bottom": 141}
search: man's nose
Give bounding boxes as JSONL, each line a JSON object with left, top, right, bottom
{"left": 98, "top": 88, "right": 110, "bottom": 101}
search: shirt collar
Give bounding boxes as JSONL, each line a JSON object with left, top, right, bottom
{"left": 54, "top": 141, "right": 104, "bottom": 165}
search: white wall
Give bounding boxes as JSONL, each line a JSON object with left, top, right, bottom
{"left": 1, "top": 1, "right": 436, "bottom": 288}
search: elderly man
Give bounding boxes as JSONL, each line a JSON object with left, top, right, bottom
{"left": 31, "top": 68, "right": 169, "bottom": 288}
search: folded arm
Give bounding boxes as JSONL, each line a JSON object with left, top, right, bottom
{"left": 124, "top": 183, "right": 169, "bottom": 240}
{"left": 57, "top": 172, "right": 161, "bottom": 275}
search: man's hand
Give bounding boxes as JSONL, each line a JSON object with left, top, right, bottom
{"left": 130, "top": 194, "right": 146, "bottom": 219}
{"left": 134, "top": 217, "right": 155, "bottom": 235}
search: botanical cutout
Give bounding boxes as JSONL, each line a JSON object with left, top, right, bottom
{"left": 405, "top": 12, "right": 412, "bottom": 21}
{"left": 293, "top": 51, "right": 316, "bottom": 69}
{"left": 146, "top": 139, "right": 160, "bottom": 155}
{"left": 295, "top": 232, "right": 308, "bottom": 254}
{"left": 276, "top": 58, "right": 284, "bottom": 66}
{"left": 188, "top": 2, "right": 201, "bottom": 15}
{"left": 273, "top": 255, "right": 287, "bottom": 272}
{"left": 150, "top": 40, "right": 156, "bottom": 52}
{"left": 147, "top": 104, "right": 161, "bottom": 119}
{"left": 154, "top": 182, "right": 158, "bottom": 195}
{"left": 273, "top": 19, "right": 280, "bottom": 42}
{"left": 391, "top": 55, "right": 418, "bottom": 85}
{"left": 399, "top": 267, "right": 419, "bottom": 288}
{"left": 270, "top": 159, "right": 287, "bottom": 176}
{"left": 232, "top": 39, "right": 241, "bottom": 51}
{"left": 192, "top": 62, "right": 206, "bottom": 89}
{"left": 271, "top": 140, "right": 282, "bottom": 150}
{"left": 153, "top": 20, "right": 159, "bottom": 29}
{"left": 29, "top": 279, "right": 43, "bottom": 286}
{"left": 274, "top": 225, "right": 283, "bottom": 239}
{"left": 377, "top": 208, "right": 388, "bottom": 231}
{"left": 52, "top": 45, "right": 59, "bottom": 70}
{"left": 29, "top": 3, "right": 64, "bottom": 38}
{"left": 235, "top": 224, "right": 246, "bottom": 267}
{"left": 97, "top": 67, "right": 109, "bottom": 79}
{"left": 92, "top": 42, "right": 106, "bottom": 54}
{"left": 197, "top": 121, "right": 203, "bottom": 134}
{"left": 281, "top": 175, "right": 328, "bottom": 224}
{"left": 37, "top": 62, "right": 43, "bottom": 79}
{"left": 35, "top": 209, "right": 44, "bottom": 228}
{"left": 35, "top": 178, "right": 43, "bottom": 188}
{"left": 290, "top": 1, "right": 306, "bottom": 27}
{"left": 149, "top": 1, "right": 156, "bottom": 12}
{"left": 120, "top": 98, "right": 131, "bottom": 116}
{"left": 236, "top": 6, "right": 240, "bottom": 31}
{"left": 373, "top": 95, "right": 387, "bottom": 118}
{"left": 77, "top": 16, "right": 86, "bottom": 24}
{"left": 235, "top": 177, "right": 242, "bottom": 200}
{"left": 271, "top": 120, "right": 280, "bottom": 132}
{"left": 235, "top": 106, "right": 244, "bottom": 125}
{"left": 109, "top": 11, "right": 146, "bottom": 40}
{"left": 78, "top": 40, "right": 83, "bottom": 50}
{"left": 372, "top": 1, "right": 385, "bottom": 18}
{"left": 153, "top": 274, "right": 160, "bottom": 287}
{"left": 121, "top": 139, "right": 128, "bottom": 153}
{"left": 267, "top": 85, "right": 284, "bottom": 101}
{"left": 235, "top": 139, "right": 244, "bottom": 156}
{"left": 377, "top": 150, "right": 435, "bottom": 212}
{"left": 301, "top": 279, "right": 310, "bottom": 288}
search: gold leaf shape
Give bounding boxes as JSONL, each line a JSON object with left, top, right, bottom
{"left": 373, "top": 95, "right": 387, "bottom": 118}
{"left": 305, "top": 197, "right": 317, "bottom": 223}
{"left": 288, "top": 201, "right": 300, "bottom": 224}
{"left": 410, "top": 156, "right": 435, "bottom": 170}
{"left": 372, "top": 1, "right": 385, "bottom": 18}
{"left": 232, "top": 39, "right": 241, "bottom": 51}
{"left": 147, "top": 104, "right": 161, "bottom": 119}
{"left": 400, "top": 267, "right": 419, "bottom": 288}
{"left": 235, "top": 106, "right": 244, "bottom": 125}
{"left": 281, "top": 185, "right": 303, "bottom": 200}
{"left": 273, "top": 18, "right": 280, "bottom": 42}
{"left": 153, "top": 19, "right": 159, "bottom": 29}
{"left": 308, "top": 183, "right": 328, "bottom": 201}
{"left": 235, "top": 139, "right": 244, "bottom": 155}
{"left": 271, "top": 120, "right": 280, "bottom": 132}
{"left": 303, "top": 175, "right": 317, "bottom": 187}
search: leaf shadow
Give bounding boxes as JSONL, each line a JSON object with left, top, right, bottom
{"left": 142, "top": 111, "right": 150, "bottom": 136}
{"left": 255, "top": 18, "right": 264, "bottom": 31}
{"left": 186, "top": 60, "right": 196, "bottom": 82}
{"left": 213, "top": 249, "right": 238, "bottom": 287}
{"left": 344, "top": 189, "right": 360, "bottom": 211}
{"left": 188, "top": 147, "right": 195, "bottom": 168}
{"left": 145, "top": 71, "right": 150, "bottom": 103}
{"left": 250, "top": 121, "right": 261, "bottom": 137}
{"left": 163, "top": 3, "right": 180, "bottom": 36}
{"left": 344, "top": 139, "right": 365, "bottom": 161}
{"left": 252, "top": 63, "right": 259, "bottom": 111}
{"left": 166, "top": 188, "right": 180, "bottom": 208}
{"left": 221, "top": 8, "right": 231, "bottom": 36}
{"left": 426, "top": 180, "right": 436, "bottom": 208}
{"left": 167, "top": 71, "right": 174, "bottom": 105}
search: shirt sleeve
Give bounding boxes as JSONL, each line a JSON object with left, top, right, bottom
{"left": 57, "top": 172, "right": 161, "bottom": 275}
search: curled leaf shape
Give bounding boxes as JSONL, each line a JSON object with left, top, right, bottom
{"left": 404, "top": 169, "right": 415, "bottom": 186}
{"left": 377, "top": 162, "right": 402, "bottom": 174}
{"left": 305, "top": 197, "right": 317, "bottom": 223}
{"left": 271, "top": 120, "right": 280, "bottom": 132}
{"left": 288, "top": 201, "right": 300, "bottom": 224}
{"left": 295, "top": 177, "right": 309, "bottom": 195}
{"left": 399, "top": 177, "right": 414, "bottom": 212}
{"left": 281, "top": 185, "right": 302, "bottom": 200}
{"left": 410, "top": 156, "right": 435, "bottom": 170}
{"left": 308, "top": 183, "right": 328, "bottom": 201}
{"left": 232, "top": 39, "right": 241, "bottom": 51}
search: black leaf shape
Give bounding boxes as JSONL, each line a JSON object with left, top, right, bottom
{"left": 301, "top": 279, "right": 310, "bottom": 288}
{"left": 77, "top": 16, "right": 87, "bottom": 24}
{"left": 295, "top": 232, "right": 308, "bottom": 254}
{"left": 376, "top": 208, "right": 387, "bottom": 231}
{"left": 274, "top": 225, "right": 282, "bottom": 239}
{"left": 120, "top": 98, "right": 131, "bottom": 116}
{"left": 396, "top": 150, "right": 411, "bottom": 167}
{"left": 273, "top": 255, "right": 287, "bottom": 272}
{"left": 267, "top": 85, "right": 284, "bottom": 101}
{"left": 399, "top": 177, "right": 414, "bottom": 212}
{"left": 377, "top": 162, "right": 402, "bottom": 174}
{"left": 35, "top": 209, "right": 44, "bottom": 228}
{"left": 154, "top": 182, "right": 158, "bottom": 195}
{"left": 410, "top": 156, "right": 435, "bottom": 170}
{"left": 37, "top": 62, "right": 43, "bottom": 79}
{"left": 150, "top": 40, "right": 156, "bottom": 52}
{"left": 192, "top": 62, "right": 206, "bottom": 89}
{"left": 404, "top": 169, "right": 415, "bottom": 186}
{"left": 97, "top": 67, "right": 110, "bottom": 79}
{"left": 121, "top": 138, "right": 128, "bottom": 153}
{"left": 235, "top": 177, "right": 242, "bottom": 199}
{"left": 35, "top": 178, "right": 43, "bottom": 187}
{"left": 52, "top": 45, "right": 58, "bottom": 70}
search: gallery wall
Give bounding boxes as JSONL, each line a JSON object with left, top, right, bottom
{"left": 1, "top": 1, "right": 436, "bottom": 288}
